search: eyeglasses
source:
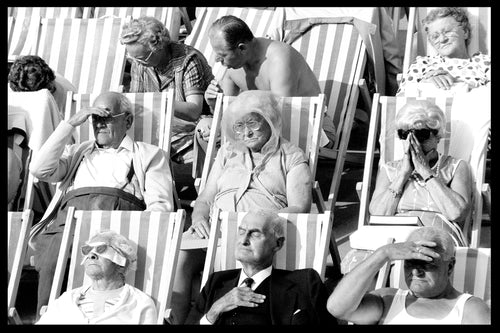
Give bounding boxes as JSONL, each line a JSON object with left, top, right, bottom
{"left": 126, "top": 49, "right": 154, "bottom": 64}
{"left": 233, "top": 120, "right": 262, "bottom": 134}
{"left": 428, "top": 28, "right": 461, "bottom": 43}
{"left": 397, "top": 128, "right": 438, "bottom": 142}
{"left": 81, "top": 243, "right": 109, "bottom": 256}
{"left": 91, "top": 112, "right": 127, "bottom": 124}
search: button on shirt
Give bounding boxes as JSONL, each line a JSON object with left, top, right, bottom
{"left": 201, "top": 266, "right": 273, "bottom": 325}
{"left": 70, "top": 135, "right": 142, "bottom": 199}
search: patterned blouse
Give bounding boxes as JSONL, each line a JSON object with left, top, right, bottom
{"left": 129, "top": 42, "right": 214, "bottom": 163}
{"left": 397, "top": 52, "right": 490, "bottom": 95}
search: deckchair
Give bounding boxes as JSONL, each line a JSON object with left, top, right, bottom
{"left": 8, "top": 15, "right": 41, "bottom": 62}
{"left": 7, "top": 209, "right": 35, "bottom": 325}
{"left": 388, "top": 246, "right": 491, "bottom": 306}
{"left": 36, "top": 17, "right": 129, "bottom": 93}
{"left": 200, "top": 208, "right": 336, "bottom": 290}
{"left": 64, "top": 90, "right": 181, "bottom": 209}
{"left": 402, "top": 7, "right": 491, "bottom": 79}
{"left": 185, "top": 7, "right": 277, "bottom": 75}
{"left": 45, "top": 207, "right": 185, "bottom": 324}
{"left": 357, "top": 92, "right": 490, "bottom": 248}
{"left": 278, "top": 18, "right": 371, "bottom": 213}
{"left": 193, "top": 93, "right": 327, "bottom": 214}
{"left": 8, "top": 7, "right": 88, "bottom": 18}
{"left": 90, "top": 7, "right": 185, "bottom": 42}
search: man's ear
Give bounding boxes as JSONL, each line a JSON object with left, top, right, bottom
{"left": 237, "top": 42, "right": 247, "bottom": 53}
{"left": 125, "top": 113, "right": 134, "bottom": 129}
{"left": 274, "top": 237, "right": 285, "bottom": 252}
{"left": 447, "top": 257, "right": 456, "bottom": 276}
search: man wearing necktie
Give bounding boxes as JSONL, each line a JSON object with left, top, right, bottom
{"left": 186, "top": 210, "right": 337, "bottom": 325}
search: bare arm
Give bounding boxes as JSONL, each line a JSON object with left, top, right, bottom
{"left": 190, "top": 154, "right": 224, "bottom": 239}
{"left": 370, "top": 138, "right": 412, "bottom": 215}
{"left": 462, "top": 297, "right": 491, "bottom": 324}
{"left": 174, "top": 94, "right": 204, "bottom": 122}
{"left": 327, "top": 240, "right": 440, "bottom": 324}
{"left": 280, "top": 163, "right": 312, "bottom": 213}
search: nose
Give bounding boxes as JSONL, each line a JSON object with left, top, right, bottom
{"left": 89, "top": 252, "right": 98, "bottom": 260}
{"left": 411, "top": 267, "right": 424, "bottom": 277}
{"left": 243, "top": 126, "right": 254, "bottom": 137}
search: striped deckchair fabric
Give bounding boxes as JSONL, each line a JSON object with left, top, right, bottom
{"left": 8, "top": 209, "right": 34, "bottom": 324}
{"left": 389, "top": 247, "right": 491, "bottom": 306}
{"left": 282, "top": 20, "right": 368, "bottom": 212}
{"left": 201, "top": 208, "right": 333, "bottom": 289}
{"left": 91, "top": 7, "right": 183, "bottom": 42}
{"left": 36, "top": 17, "right": 128, "bottom": 93}
{"left": 185, "top": 7, "right": 277, "bottom": 74}
{"left": 8, "top": 7, "right": 87, "bottom": 18}
{"left": 195, "top": 94, "right": 326, "bottom": 194}
{"left": 8, "top": 16, "right": 41, "bottom": 62}
{"left": 65, "top": 90, "right": 175, "bottom": 156}
{"left": 357, "top": 94, "right": 489, "bottom": 247}
{"left": 49, "top": 207, "right": 185, "bottom": 324}
{"left": 402, "top": 7, "right": 491, "bottom": 76}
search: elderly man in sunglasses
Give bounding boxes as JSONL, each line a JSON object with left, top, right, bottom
{"left": 29, "top": 91, "right": 174, "bottom": 319}
{"left": 37, "top": 230, "right": 157, "bottom": 324}
{"left": 369, "top": 99, "right": 471, "bottom": 246}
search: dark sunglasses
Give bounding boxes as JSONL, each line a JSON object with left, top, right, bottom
{"left": 397, "top": 128, "right": 438, "bottom": 142}
{"left": 91, "top": 112, "right": 126, "bottom": 124}
{"left": 81, "top": 244, "right": 108, "bottom": 256}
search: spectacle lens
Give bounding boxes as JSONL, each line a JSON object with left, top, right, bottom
{"left": 81, "top": 244, "right": 108, "bottom": 256}
{"left": 233, "top": 120, "right": 261, "bottom": 134}
{"left": 397, "top": 129, "right": 437, "bottom": 142}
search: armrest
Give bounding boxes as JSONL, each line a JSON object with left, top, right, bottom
{"left": 355, "top": 182, "right": 363, "bottom": 201}
{"left": 8, "top": 307, "right": 23, "bottom": 325}
{"left": 312, "top": 181, "right": 326, "bottom": 213}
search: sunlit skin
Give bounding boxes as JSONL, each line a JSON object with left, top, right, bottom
{"left": 91, "top": 94, "right": 133, "bottom": 149}
{"left": 82, "top": 242, "right": 125, "bottom": 292}
{"left": 208, "top": 29, "right": 246, "bottom": 70}
{"left": 125, "top": 43, "right": 164, "bottom": 68}
{"left": 426, "top": 16, "right": 469, "bottom": 59}
{"left": 233, "top": 113, "right": 272, "bottom": 153}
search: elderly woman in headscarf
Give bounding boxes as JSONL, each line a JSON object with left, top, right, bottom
{"left": 170, "top": 90, "right": 313, "bottom": 324}
{"left": 36, "top": 230, "right": 157, "bottom": 324}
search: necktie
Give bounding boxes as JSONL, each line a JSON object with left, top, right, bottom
{"left": 242, "top": 277, "right": 254, "bottom": 289}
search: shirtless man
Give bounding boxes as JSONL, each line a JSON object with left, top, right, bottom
{"left": 197, "top": 15, "right": 334, "bottom": 146}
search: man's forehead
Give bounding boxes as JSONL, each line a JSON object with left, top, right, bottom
{"left": 93, "top": 94, "right": 121, "bottom": 113}
{"left": 240, "top": 213, "right": 270, "bottom": 231}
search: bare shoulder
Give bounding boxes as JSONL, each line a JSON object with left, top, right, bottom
{"left": 462, "top": 296, "right": 491, "bottom": 324}
{"left": 263, "top": 38, "right": 295, "bottom": 60}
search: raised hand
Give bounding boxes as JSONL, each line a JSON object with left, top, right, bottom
{"left": 68, "top": 106, "right": 110, "bottom": 127}
{"left": 204, "top": 79, "right": 224, "bottom": 111}
{"left": 408, "top": 132, "right": 433, "bottom": 178}
{"left": 381, "top": 240, "right": 440, "bottom": 262}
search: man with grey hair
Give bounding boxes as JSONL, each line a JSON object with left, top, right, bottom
{"left": 29, "top": 91, "right": 174, "bottom": 317}
{"left": 327, "top": 227, "right": 490, "bottom": 324}
{"left": 37, "top": 230, "right": 157, "bottom": 324}
{"left": 186, "top": 210, "right": 337, "bottom": 325}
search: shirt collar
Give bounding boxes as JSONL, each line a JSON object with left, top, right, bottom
{"left": 238, "top": 265, "right": 273, "bottom": 290}
{"left": 92, "top": 134, "right": 134, "bottom": 152}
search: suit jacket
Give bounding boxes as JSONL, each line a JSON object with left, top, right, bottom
{"left": 186, "top": 268, "right": 337, "bottom": 326}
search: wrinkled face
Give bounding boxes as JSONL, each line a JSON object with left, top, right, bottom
{"left": 235, "top": 213, "right": 280, "bottom": 267}
{"left": 91, "top": 94, "right": 132, "bottom": 149}
{"left": 404, "top": 256, "right": 453, "bottom": 298}
{"left": 233, "top": 112, "right": 272, "bottom": 152}
{"left": 427, "top": 16, "right": 468, "bottom": 58}
{"left": 209, "top": 29, "right": 244, "bottom": 69}
{"left": 125, "top": 43, "right": 161, "bottom": 68}
{"left": 83, "top": 243, "right": 119, "bottom": 281}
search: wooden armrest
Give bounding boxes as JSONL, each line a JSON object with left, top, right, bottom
{"left": 8, "top": 307, "right": 23, "bottom": 325}
{"left": 312, "top": 181, "right": 326, "bottom": 213}
{"left": 355, "top": 182, "right": 363, "bottom": 201}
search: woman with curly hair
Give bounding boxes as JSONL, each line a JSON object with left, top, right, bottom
{"left": 120, "top": 16, "right": 214, "bottom": 164}
{"left": 8, "top": 55, "right": 76, "bottom": 117}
